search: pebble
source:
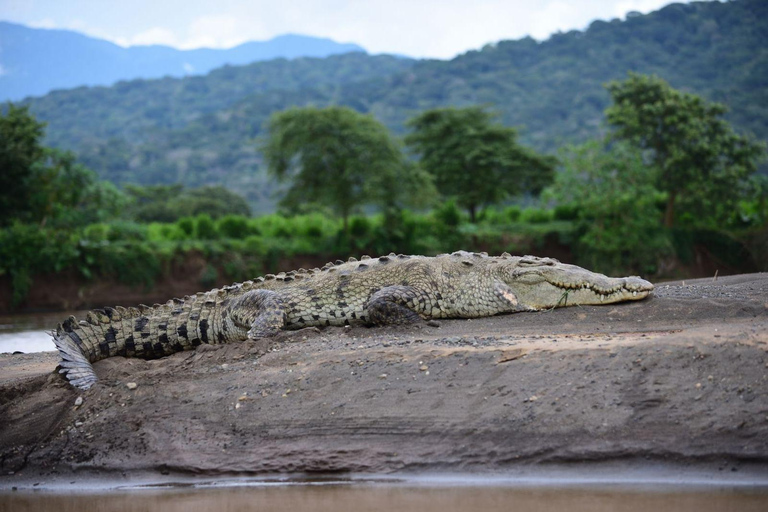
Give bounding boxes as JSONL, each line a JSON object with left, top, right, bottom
{"left": 126, "top": 382, "right": 138, "bottom": 390}
{"left": 74, "top": 396, "right": 83, "bottom": 407}
{"left": 419, "top": 365, "right": 428, "bottom": 371}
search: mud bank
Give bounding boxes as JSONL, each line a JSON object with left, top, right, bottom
{"left": 1, "top": 273, "right": 767, "bottom": 484}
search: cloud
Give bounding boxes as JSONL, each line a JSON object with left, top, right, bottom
{"left": 0, "top": 63, "right": 7, "bottom": 76}
{"left": 127, "top": 26, "right": 179, "bottom": 47}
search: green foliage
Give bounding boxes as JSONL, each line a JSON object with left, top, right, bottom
{"left": 125, "top": 184, "right": 251, "bottom": 222}
{"left": 0, "top": 104, "right": 127, "bottom": 227}
{"left": 606, "top": 73, "right": 766, "bottom": 227}
{"left": 194, "top": 214, "right": 217, "bottom": 240}
{"left": 405, "top": 107, "right": 556, "bottom": 222}
{"left": 0, "top": 104, "right": 46, "bottom": 225}
{"left": 216, "top": 215, "right": 251, "bottom": 239}
{"left": 545, "top": 141, "right": 673, "bottom": 274}
{"left": 519, "top": 208, "right": 554, "bottom": 224}
{"left": 24, "top": 0, "right": 768, "bottom": 212}
{"left": 262, "top": 106, "right": 434, "bottom": 229}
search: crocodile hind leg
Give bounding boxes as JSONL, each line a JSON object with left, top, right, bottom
{"left": 366, "top": 285, "right": 431, "bottom": 326}
{"left": 227, "top": 289, "right": 287, "bottom": 339}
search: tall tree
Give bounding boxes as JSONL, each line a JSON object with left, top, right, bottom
{"left": 405, "top": 107, "right": 556, "bottom": 222}
{"left": 0, "top": 104, "right": 46, "bottom": 225}
{"left": 261, "top": 106, "right": 433, "bottom": 231}
{"left": 1, "top": 104, "right": 125, "bottom": 227}
{"left": 606, "top": 73, "right": 765, "bottom": 228}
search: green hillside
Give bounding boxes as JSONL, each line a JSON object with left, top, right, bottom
{"left": 25, "top": 0, "right": 768, "bottom": 212}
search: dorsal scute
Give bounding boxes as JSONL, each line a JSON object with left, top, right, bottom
{"left": 347, "top": 257, "right": 357, "bottom": 262}
{"left": 360, "top": 255, "right": 371, "bottom": 260}
{"left": 139, "top": 304, "right": 152, "bottom": 314}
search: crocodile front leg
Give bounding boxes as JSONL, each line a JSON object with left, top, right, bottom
{"left": 366, "top": 285, "right": 429, "bottom": 326}
{"left": 227, "top": 289, "right": 287, "bottom": 339}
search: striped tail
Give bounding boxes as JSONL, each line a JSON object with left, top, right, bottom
{"left": 52, "top": 316, "right": 98, "bottom": 390}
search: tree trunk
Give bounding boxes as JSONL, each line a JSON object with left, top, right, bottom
{"left": 664, "top": 190, "right": 676, "bottom": 228}
{"left": 468, "top": 204, "right": 477, "bottom": 223}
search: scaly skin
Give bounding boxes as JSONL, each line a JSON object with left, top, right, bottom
{"left": 52, "top": 251, "right": 654, "bottom": 389}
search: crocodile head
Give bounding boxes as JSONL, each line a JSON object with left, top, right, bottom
{"left": 498, "top": 255, "right": 654, "bottom": 310}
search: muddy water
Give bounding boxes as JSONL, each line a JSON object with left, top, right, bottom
{"left": 0, "top": 311, "right": 85, "bottom": 353}
{"left": 2, "top": 482, "right": 768, "bottom": 512}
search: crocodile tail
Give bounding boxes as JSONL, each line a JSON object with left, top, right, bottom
{"left": 52, "top": 317, "right": 98, "bottom": 390}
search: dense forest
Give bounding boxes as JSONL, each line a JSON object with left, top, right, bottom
{"left": 23, "top": 0, "right": 768, "bottom": 212}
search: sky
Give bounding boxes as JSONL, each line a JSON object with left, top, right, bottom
{"left": 0, "top": 0, "right": 694, "bottom": 59}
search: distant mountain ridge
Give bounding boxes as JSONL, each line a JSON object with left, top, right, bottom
{"left": 0, "top": 21, "right": 366, "bottom": 101}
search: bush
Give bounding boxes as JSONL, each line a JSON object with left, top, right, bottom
{"left": 106, "top": 221, "right": 148, "bottom": 242}
{"left": 194, "top": 214, "right": 218, "bottom": 240}
{"left": 176, "top": 217, "right": 195, "bottom": 237}
{"left": 349, "top": 216, "right": 372, "bottom": 237}
{"left": 433, "top": 200, "right": 463, "bottom": 227}
{"left": 504, "top": 205, "right": 522, "bottom": 222}
{"left": 217, "top": 215, "right": 251, "bottom": 239}
{"left": 83, "top": 223, "right": 110, "bottom": 243}
{"left": 519, "top": 208, "right": 553, "bottom": 224}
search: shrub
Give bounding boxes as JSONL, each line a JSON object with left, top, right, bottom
{"left": 194, "top": 214, "right": 217, "bottom": 240}
{"left": 217, "top": 215, "right": 251, "bottom": 239}
{"left": 519, "top": 208, "right": 553, "bottom": 224}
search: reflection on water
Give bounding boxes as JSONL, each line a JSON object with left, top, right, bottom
{"left": 2, "top": 483, "right": 767, "bottom": 512}
{"left": 0, "top": 310, "right": 85, "bottom": 353}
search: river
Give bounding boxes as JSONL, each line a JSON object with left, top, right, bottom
{"left": 0, "top": 310, "right": 84, "bottom": 354}
{"left": 2, "top": 476, "right": 768, "bottom": 512}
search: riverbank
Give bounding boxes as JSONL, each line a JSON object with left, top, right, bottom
{"left": 1, "top": 273, "right": 767, "bottom": 485}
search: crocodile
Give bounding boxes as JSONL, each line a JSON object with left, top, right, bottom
{"left": 52, "top": 251, "right": 654, "bottom": 389}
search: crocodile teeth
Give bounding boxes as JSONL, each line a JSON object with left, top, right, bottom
{"left": 633, "top": 291, "right": 637, "bottom": 297}
{"left": 600, "top": 295, "right": 605, "bottom": 302}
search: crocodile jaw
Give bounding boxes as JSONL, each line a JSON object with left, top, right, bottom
{"left": 504, "top": 260, "right": 654, "bottom": 310}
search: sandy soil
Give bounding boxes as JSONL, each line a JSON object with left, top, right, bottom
{"left": 1, "top": 273, "right": 767, "bottom": 484}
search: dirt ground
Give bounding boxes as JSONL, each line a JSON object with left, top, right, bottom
{"left": 1, "top": 273, "right": 767, "bottom": 485}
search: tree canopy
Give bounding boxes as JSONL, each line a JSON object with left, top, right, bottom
{"left": 606, "top": 73, "right": 765, "bottom": 228}
{"left": 405, "top": 107, "right": 556, "bottom": 222}
{"left": 261, "top": 106, "right": 434, "bottom": 230}
{"left": 0, "top": 104, "right": 125, "bottom": 227}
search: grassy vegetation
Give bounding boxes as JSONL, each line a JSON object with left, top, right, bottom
{"left": 0, "top": 209, "right": 580, "bottom": 306}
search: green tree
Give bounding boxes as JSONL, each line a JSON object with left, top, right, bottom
{"left": 545, "top": 140, "right": 672, "bottom": 275}
{"left": 0, "top": 104, "right": 46, "bottom": 225}
{"left": 124, "top": 184, "right": 251, "bottom": 222}
{"left": 405, "top": 107, "right": 556, "bottom": 222}
{"left": 606, "top": 73, "right": 765, "bottom": 228}
{"left": 0, "top": 104, "right": 126, "bottom": 227}
{"left": 262, "top": 106, "right": 433, "bottom": 231}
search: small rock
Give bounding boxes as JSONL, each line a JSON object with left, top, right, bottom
{"left": 235, "top": 402, "right": 241, "bottom": 410}
{"left": 695, "top": 383, "right": 702, "bottom": 389}
{"left": 378, "top": 374, "right": 388, "bottom": 379}
{"left": 74, "top": 396, "right": 83, "bottom": 407}
{"left": 419, "top": 365, "right": 428, "bottom": 371}
{"left": 75, "top": 421, "right": 83, "bottom": 427}
{"left": 426, "top": 320, "right": 441, "bottom": 327}
{"left": 529, "top": 395, "right": 539, "bottom": 402}
{"left": 126, "top": 382, "right": 138, "bottom": 390}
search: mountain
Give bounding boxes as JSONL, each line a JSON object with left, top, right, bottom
{"left": 20, "top": 0, "right": 768, "bottom": 212}
{"left": 0, "top": 21, "right": 365, "bottom": 101}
